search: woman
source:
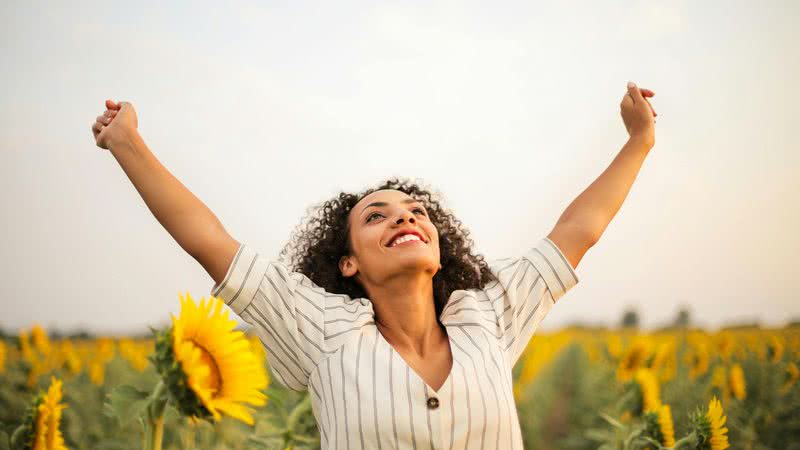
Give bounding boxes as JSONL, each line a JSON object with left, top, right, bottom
{"left": 91, "top": 81, "right": 656, "bottom": 449}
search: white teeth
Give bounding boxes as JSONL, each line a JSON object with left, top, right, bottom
{"left": 391, "top": 234, "right": 422, "bottom": 247}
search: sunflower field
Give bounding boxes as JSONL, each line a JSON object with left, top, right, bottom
{"left": 1, "top": 294, "right": 798, "bottom": 450}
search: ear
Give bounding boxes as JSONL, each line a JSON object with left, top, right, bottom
{"left": 339, "top": 255, "right": 358, "bottom": 278}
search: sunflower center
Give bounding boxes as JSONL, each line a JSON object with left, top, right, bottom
{"left": 193, "top": 341, "right": 222, "bottom": 393}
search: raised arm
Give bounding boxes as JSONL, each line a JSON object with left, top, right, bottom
{"left": 547, "top": 82, "right": 657, "bottom": 269}
{"left": 91, "top": 99, "right": 239, "bottom": 286}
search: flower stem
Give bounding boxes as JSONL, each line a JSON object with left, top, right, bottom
{"left": 152, "top": 415, "right": 164, "bottom": 450}
{"left": 671, "top": 431, "right": 698, "bottom": 449}
{"left": 182, "top": 418, "right": 196, "bottom": 449}
{"left": 143, "top": 380, "right": 168, "bottom": 450}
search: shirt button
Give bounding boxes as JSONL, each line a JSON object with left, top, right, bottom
{"left": 426, "top": 397, "right": 439, "bottom": 410}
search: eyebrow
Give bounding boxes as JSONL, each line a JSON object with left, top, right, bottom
{"left": 360, "top": 198, "right": 421, "bottom": 218}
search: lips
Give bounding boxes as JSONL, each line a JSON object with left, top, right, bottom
{"left": 386, "top": 229, "right": 427, "bottom": 247}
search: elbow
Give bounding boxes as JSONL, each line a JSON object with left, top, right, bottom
{"left": 554, "top": 220, "right": 601, "bottom": 248}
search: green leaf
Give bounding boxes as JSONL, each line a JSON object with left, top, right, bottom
{"left": 104, "top": 384, "right": 151, "bottom": 427}
{"left": 0, "top": 431, "right": 8, "bottom": 450}
{"left": 585, "top": 427, "right": 614, "bottom": 441}
{"left": 9, "top": 425, "right": 26, "bottom": 450}
{"left": 163, "top": 403, "right": 180, "bottom": 421}
{"left": 599, "top": 412, "right": 626, "bottom": 429}
{"left": 639, "top": 436, "right": 664, "bottom": 448}
{"left": 287, "top": 395, "right": 312, "bottom": 430}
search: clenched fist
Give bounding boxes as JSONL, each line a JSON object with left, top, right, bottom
{"left": 92, "top": 99, "right": 138, "bottom": 150}
{"left": 620, "top": 81, "right": 657, "bottom": 147}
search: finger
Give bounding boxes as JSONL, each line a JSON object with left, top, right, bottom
{"left": 620, "top": 92, "right": 634, "bottom": 109}
{"left": 96, "top": 115, "right": 111, "bottom": 125}
{"left": 627, "top": 81, "right": 645, "bottom": 104}
{"left": 103, "top": 109, "right": 115, "bottom": 118}
{"left": 92, "top": 121, "right": 104, "bottom": 137}
{"left": 643, "top": 97, "right": 657, "bottom": 117}
{"left": 106, "top": 99, "right": 120, "bottom": 110}
{"left": 640, "top": 88, "right": 655, "bottom": 97}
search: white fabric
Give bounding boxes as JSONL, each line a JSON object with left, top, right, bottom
{"left": 211, "top": 236, "right": 579, "bottom": 449}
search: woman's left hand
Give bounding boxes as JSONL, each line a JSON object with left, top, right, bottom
{"left": 620, "top": 81, "right": 657, "bottom": 147}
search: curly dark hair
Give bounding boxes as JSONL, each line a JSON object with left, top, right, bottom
{"left": 278, "top": 177, "right": 498, "bottom": 323}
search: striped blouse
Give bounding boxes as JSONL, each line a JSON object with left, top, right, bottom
{"left": 210, "top": 236, "right": 579, "bottom": 449}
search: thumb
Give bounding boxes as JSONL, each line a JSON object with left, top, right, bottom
{"left": 105, "top": 99, "right": 120, "bottom": 110}
{"left": 627, "top": 81, "right": 645, "bottom": 105}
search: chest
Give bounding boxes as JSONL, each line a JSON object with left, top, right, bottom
{"left": 389, "top": 337, "right": 453, "bottom": 393}
{"left": 307, "top": 324, "right": 523, "bottom": 449}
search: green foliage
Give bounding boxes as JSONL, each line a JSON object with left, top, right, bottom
{"left": 516, "top": 344, "right": 619, "bottom": 449}
{"left": 513, "top": 330, "right": 800, "bottom": 450}
{"left": 150, "top": 328, "right": 212, "bottom": 422}
{"left": 9, "top": 392, "right": 39, "bottom": 450}
{"left": 104, "top": 384, "right": 151, "bottom": 427}
{"left": 3, "top": 328, "right": 800, "bottom": 450}
{"left": 248, "top": 385, "right": 320, "bottom": 449}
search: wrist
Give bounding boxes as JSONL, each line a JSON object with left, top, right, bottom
{"left": 109, "top": 129, "right": 143, "bottom": 154}
{"left": 627, "top": 133, "right": 654, "bottom": 151}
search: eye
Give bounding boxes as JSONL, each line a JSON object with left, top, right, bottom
{"left": 366, "top": 212, "right": 383, "bottom": 223}
{"left": 413, "top": 207, "right": 426, "bottom": 216}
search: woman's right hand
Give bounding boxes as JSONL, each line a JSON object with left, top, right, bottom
{"left": 92, "top": 99, "right": 138, "bottom": 150}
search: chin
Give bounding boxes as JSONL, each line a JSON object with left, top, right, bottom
{"left": 387, "top": 256, "right": 438, "bottom": 273}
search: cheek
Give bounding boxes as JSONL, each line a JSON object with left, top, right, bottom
{"left": 427, "top": 223, "right": 440, "bottom": 241}
{"left": 354, "top": 226, "right": 384, "bottom": 251}
{"left": 427, "top": 225, "right": 441, "bottom": 250}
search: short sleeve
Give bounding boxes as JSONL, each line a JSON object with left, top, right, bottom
{"left": 210, "top": 242, "right": 371, "bottom": 392}
{"left": 485, "top": 237, "right": 579, "bottom": 367}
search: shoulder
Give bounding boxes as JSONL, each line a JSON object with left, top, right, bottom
{"left": 440, "top": 288, "right": 498, "bottom": 326}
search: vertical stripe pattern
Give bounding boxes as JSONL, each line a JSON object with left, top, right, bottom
{"left": 210, "top": 237, "right": 578, "bottom": 449}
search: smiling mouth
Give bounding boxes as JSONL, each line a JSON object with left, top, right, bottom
{"left": 389, "top": 239, "right": 426, "bottom": 248}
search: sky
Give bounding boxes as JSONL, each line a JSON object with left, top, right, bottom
{"left": 1, "top": 0, "right": 798, "bottom": 335}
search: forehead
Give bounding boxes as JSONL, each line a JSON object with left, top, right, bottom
{"left": 354, "top": 189, "right": 414, "bottom": 210}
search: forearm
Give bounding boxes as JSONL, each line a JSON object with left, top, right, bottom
{"left": 109, "top": 131, "right": 228, "bottom": 260}
{"left": 555, "top": 136, "right": 653, "bottom": 242}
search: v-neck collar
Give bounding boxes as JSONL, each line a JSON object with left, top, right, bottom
{"left": 374, "top": 324, "right": 455, "bottom": 396}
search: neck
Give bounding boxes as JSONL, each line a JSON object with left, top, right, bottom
{"left": 366, "top": 269, "right": 444, "bottom": 357}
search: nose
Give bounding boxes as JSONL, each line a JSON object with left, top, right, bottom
{"left": 395, "top": 209, "right": 416, "bottom": 224}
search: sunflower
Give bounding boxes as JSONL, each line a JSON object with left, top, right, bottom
{"left": 715, "top": 332, "right": 735, "bottom": 361}
{"left": 152, "top": 293, "right": 268, "bottom": 425}
{"left": 689, "top": 396, "right": 730, "bottom": 450}
{"left": 85, "top": 338, "right": 116, "bottom": 386}
{"left": 118, "top": 338, "right": 150, "bottom": 372}
{"left": 0, "top": 340, "right": 6, "bottom": 373}
{"left": 580, "top": 338, "right": 599, "bottom": 363}
{"left": 685, "top": 342, "right": 710, "bottom": 380}
{"left": 649, "top": 341, "right": 677, "bottom": 382}
{"left": 781, "top": 361, "right": 799, "bottom": 393}
{"left": 57, "top": 341, "right": 82, "bottom": 376}
{"left": 656, "top": 404, "right": 676, "bottom": 447}
{"left": 706, "top": 397, "right": 730, "bottom": 450}
{"left": 12, "top": 376, "right": 68, "bottom": 450}
{"left": 728, "top": 364, "right": 746, "bottom": 401}
{"left": 617, "top": 340, "right": 650, "bottom": 382}
{"left": 643, "top": 404, "right": 675, "bottom": 448}
{"left": 634, "top": 368, "right": 661, "bottom": 414}
{"left": 19, "top": 330, "right": 36, "bottom": 364}
{"left": 249, "top": 333, "right": 270, "bottom": 384}
{"left": 606, "top": 334, "right": 623, "bottom": 359}
{"left": 710, "top": 366, "right": 729, "bottom": 401}
{"left": 766, "top": 335, "right": 784, "bottom": 363}
{"left": 31, "top": 324, "right": 51, "bottom": 356}
{"left": 88, "top": 361, "right": 105, "bottom": 385}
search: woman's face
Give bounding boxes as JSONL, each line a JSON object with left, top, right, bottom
{"left": 340, "top": 189, "right": 441, "bottom": 286}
